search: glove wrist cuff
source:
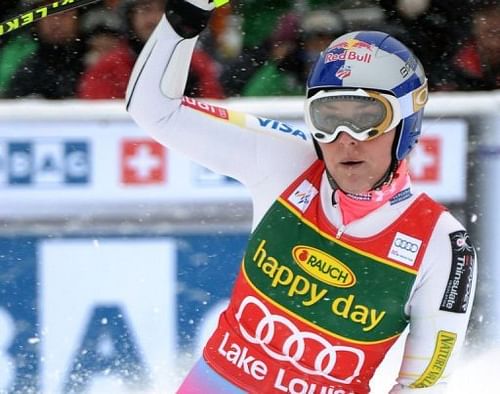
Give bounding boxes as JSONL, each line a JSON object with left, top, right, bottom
{"left": 165, "top": 0, "right": 212, "bottom": 38}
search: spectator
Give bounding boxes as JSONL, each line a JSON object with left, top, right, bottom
{"left": 240, "top": 12, "right": 301, "bottom": 97}
{"left": 0, "top": 26, "right": 37, "bottom": 97}
{"left": 219, "top": 30, "right": 272, "bottom": 97}
{"left": 378, "top": 0, "right": 474, "bottom": 91}
{"left": 203, "top": 2, "right": 240, "bottom": 60}
{"left": 102, "top": 0, "right": 121, "bottom": 9}
{"left": 78, "top": 0, "right": 224, "bottom": 99}
{"left": 220, "top": 0, "right": 340, "bottom": 96}
{"left": 79, "top": 7, "right": 126, "bottom": 69}
{"left": 0, "top": 1, "right": 18, "bottom": 24}
{"left": 242, "top": 10, "right": 345, "bottom": 97}
{"left": 77, "top": 0, "right": 164, "bottom": 100}
{"left": 300, "top": 10, "right": 346, "bottom": 76}
{"left": 230, "top": 0, "right": 339, "bottom": 50}
{"left": 231, "top": 0, "right": 289, "bottom": 51}
{"left": 3, "top": 2, "right": 84, "bottom": 99}
{"left": 449, "top": 2, "right": 500, "bottom": 90}
{"left": 185, "top": 47, "right": 225, "bottom": 99}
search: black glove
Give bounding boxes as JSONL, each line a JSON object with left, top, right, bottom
{"left": 165, "top": 0, "right": 215, "bottom": 39}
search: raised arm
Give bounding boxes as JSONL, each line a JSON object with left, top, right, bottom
{"left": 125, "top": 1, "right": 248, "bottom": 178}
{"left": 125, "top": 0, "right": 316, "bottom": 221}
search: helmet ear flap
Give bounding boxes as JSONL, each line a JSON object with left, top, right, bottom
{"left": 395, "top": 110, "right": 423, "bottom": 161}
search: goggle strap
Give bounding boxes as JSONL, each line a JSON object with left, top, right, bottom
{"left": 399, "top": 89, "right": 419, "bottom": 118}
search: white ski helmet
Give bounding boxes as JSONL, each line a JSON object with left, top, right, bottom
{"left": 305, "top": 31, "right": 428, "bottom": 161}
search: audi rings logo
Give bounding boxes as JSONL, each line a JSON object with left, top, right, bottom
{"left": 394, "top": 238, "right": 419, "bottom": 252}
{"left": 235, "top": 296, "right": 365, "bottom": 384}
{"left": 388, "top": 232, "right": 422, "bottom": 266}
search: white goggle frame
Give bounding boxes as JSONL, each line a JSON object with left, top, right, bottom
{"left": 304, "top": 88, "right": 416, "bottom": 143}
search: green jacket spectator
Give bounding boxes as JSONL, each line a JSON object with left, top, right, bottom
{"left": 233, "top": 0, "right": 336, "bottom": 49}
{"left": 242, "top": 10, "right": 345, "bottom": 97}
{"left": 0, "top": 34, "right": 37, "bottom": 97}
{"left": 242, "top": 62, "right": 305, "bottom": 96}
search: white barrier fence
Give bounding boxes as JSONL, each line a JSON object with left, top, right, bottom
{"left": 0, "top": 93, "right": 498, "bottom": 394}
{"left": 2, "top": 92, "right": 497, "bottom": 222}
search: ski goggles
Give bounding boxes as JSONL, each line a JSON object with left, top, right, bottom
{"left": 305, "top": 88, "right": 403, "bottom": 143}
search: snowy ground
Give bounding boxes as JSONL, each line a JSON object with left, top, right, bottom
{"left": 39, "top": 304, "right": 497, "bottom": 394}
{"left": 167, "top": 332, "right": 500, "bottom": 394}
{"left": 370, "top": 333, "right": 500, "bottom": 394}
{"left": 446, "top": 347, "right": 500, "bottom": 393}
{"left": 168, "top": 309, "right": 500, "bottom": 394}
{"left": 56, "top": 343, "right": 499, "bottom": 394}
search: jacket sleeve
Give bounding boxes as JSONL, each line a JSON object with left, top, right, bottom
{"left": 125, "top": 16, "right": 242, "bottom": 176}
{"left": 391, "top": 212, "right": 477, "bottom": 393}
{"left": 125, "top": 16, "right": 316, "bottom": 220}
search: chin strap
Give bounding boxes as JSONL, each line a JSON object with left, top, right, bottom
{"left": 371, "top": 164, "right": 396, "bottom": 190}
{"left": 313, "top": 138, "right": 323, "bottom": 160}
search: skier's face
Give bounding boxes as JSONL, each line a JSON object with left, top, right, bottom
{"left": 318, "top": 129, "right": 395, "bottom": 194}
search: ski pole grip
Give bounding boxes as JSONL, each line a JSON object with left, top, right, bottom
{"left": 214, "top": 0, "right": 229, "bottom": 7}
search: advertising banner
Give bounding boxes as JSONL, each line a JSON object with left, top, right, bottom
{"left": 0, "top": 234, "right": 247, "bottom": 394}
{"left": 0, "top": 119, "right": 467, "bottom": 219}
{"left": 1, "top": 98, "right": 491, "bottom": 393}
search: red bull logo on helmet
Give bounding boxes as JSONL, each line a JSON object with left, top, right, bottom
{"left": 325, "top": 38, "right": 374, "bottom": 64}
{"left": 325, "top": 51, "right": 372, "bottom": 64}
{"left": 328, "top": 38, "right": 374, "bottom": 51}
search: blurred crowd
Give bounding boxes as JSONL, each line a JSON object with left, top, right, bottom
{"left": 0, "top": 0, "right": 498, "bottom": 100}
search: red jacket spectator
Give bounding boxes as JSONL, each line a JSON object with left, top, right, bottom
{"left": 449, "top": 3, "right": 500, "bottom": 91}
{"left": 77, "top": 0, "right": 224, "bottom": 99}
{"left": 78, "top": 42, "right": 225, "bottom": 99}
{"left": 185, "top": 48, "right": 225, "bottom": 99}
{"left": 77, "top": 40, "right": 134, "bottom": 99}
{"left": 450, "top": 41, "right": 500, "bottom": 90}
